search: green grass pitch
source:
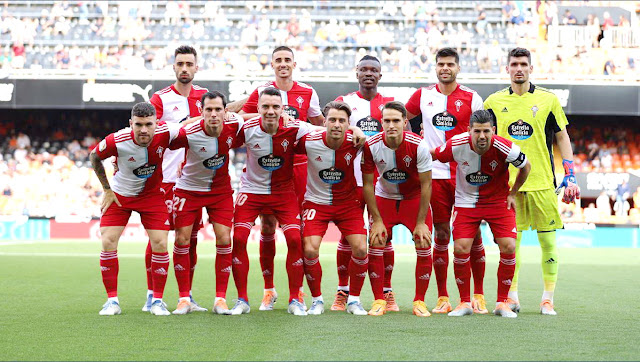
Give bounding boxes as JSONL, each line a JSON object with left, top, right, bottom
{"left": 1, "top": 240, "right": 638, "bottom": 361}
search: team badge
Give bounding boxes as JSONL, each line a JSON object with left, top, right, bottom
{"left": 196, "top": 99, "right": 202, "bottom": 114}
{"left": 156, "top": 146, "right": 164, "bottom": 157}
{"left": 531, "top": 105, "right": 539, "bottom": 117}
{"left": 296, "top": 96, "right": 304, "bottom": 109}
{"left": 281, "top": 139, "right": 290, "bottom": 152}
{"left": 403, "top": 155, "right": 412, "bottom": 167}
{"left": 378, "top": 104, "right": 384, "bottom": 111}
{"left": 490, "top": 160, "right": 498, "bottom": 171}
{"left": 344, "top": 153, "right": 353, "bottom": 165}
{"left": 454, "top": 99, "right": 463, "bottom": 112}
{"left": 226, "top": 136, "right": 233, "bottom": 148}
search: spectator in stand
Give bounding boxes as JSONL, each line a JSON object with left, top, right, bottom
{"left": 562, "top": 9, "right": 577, "bottom": 25}
{"left": 618, "top": 15, "right": 630, "bottom": 28}
{"left": 604, "top": 58, "right": 616, "bottom": 75}
{"left": 475, "top": 5, "right": 488, "bottom": 35}
{"left": 617, "top": 180, "right": 630, "bottom": 205}
{"left": 596, "top": 191, "right": 611, "bottom": 217}
{"left": 602, "top": 11, "right": 614, "bottom": 30}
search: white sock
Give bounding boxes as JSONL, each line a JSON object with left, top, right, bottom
{"left": 508, "top": 291, "right": 519, "bottom": 302}
{"left": 541, "top": 291, "right": 554, "bottom": 303}
{"left": 179, "top": 296, "right": 190, "bottom": 302}
{"left": 338, "top": 285, "right": 349, "bottom": 292}
{"left": 347, "top": 295, "right": 360, "bottom": 304}
{"left": 383, "top": 287, "right": 393, "bottom": 293}
{"left": 152, "top": 297, "right": 162, "bottom": 303}
{"left": 264, "top": 288, "right": 276, "bottom": 293}
{"left": 107, "top": 296, "right": 119, "bottom": 304}
{"left": 147, "top": 289, "right": 153, "bottom": 296}
{"left": 312, "top": 296, "right": 324, "bottom": 303}
{"left": 215, "top": 297, "right": 226, "bottom": 304}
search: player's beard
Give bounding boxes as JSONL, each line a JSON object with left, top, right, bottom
{"left": 437, "top": 72, "right": 457, "bottom": 84}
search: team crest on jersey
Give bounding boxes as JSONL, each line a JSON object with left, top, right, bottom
{"left": 281, "top": 139, "right": 290, "bottom": 152}
{"left": 531, "top": 105, "right": 539, "bottom": 117}
{"left": 432, "top": 111, "right": 457, "bottom": 131}
{"left": 344, "top": 153, "right": 353, "bottom": 165}
{"left": 133, "top": 163, "right": 157, "bottom": 179}
{"left": 258, "top": 154, "right": 284, "bottom": 171}
{"left": 508, "top": 119, "right": 533, "bottom": 140}
{"left": 356, "top": 116, "right": 382, "bottom": 137}
{"left": 226, "top": 137, "right": 233, "bottom": 148}
{"left": 382, "top": 168, "right": 408, "bottom": 184}
{"left": 378, "top": 104, "right": 384, "bottom": 111}
{"left": 203, "top": 154, "right": 226, "bottom": 170}
{"left": 454, "top": 99, "right": 463, "bottom": 112}
{"left": 466, "top": 171, "right": 491, "bottom": 186}
{"left": 319, "top": 167, "right": 345, "bottom": 184}
{"left": 156, "top": 146, "right": 164, "bottom": 157}
{"left": 490, "top": 160, "right": 498, "bottom": 171}
{"left": 196, "top": 100, "right": 202, "bottom": 114}
{"left": 403, "top": 155, "right": 412, "bottom": 167}
{"left": 296, "top": 96, "right": 304, "bottom": 108}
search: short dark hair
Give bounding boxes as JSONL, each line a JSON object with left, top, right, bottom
{"left": 259, "top": 87, "right": 282, "bottom": 99}
{"left": 383, "top": 101, "right": 407, "bottom": 119}
{"left": 469, "top": 110, "right": 495, "bottom": 128}
{"left": 323, "top": 101, "right": 352, "bottom": 118}
{"left": 358, "top": 55, "right": 381, "bottom": 64}
{"left": 131, "top": 102, "right": 156, "bottom": 118}
{"left": 508, "top": 47, "right": 532, "bottom": 65}
{"left": 175, "top": 45, "right": 197, "bottom": 59}
{"left": 272, "top": 46, "right": 294, "bottom": 57}
{"left": 201, "top": 91, "right": 227, "bottom": 108}
{"left": 436, "top": 47, "right": 459, "bottom": 64}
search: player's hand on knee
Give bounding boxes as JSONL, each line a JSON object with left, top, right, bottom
{"left": 369, "top": 221, "right": 387, "bottom": 246}
{"left": 413, "top": 223, "right": 432, "bottom": 248}
{"left": 101, "top": 189, "right": 121, "bottom": 214}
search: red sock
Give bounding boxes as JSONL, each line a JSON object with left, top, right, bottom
{"left": 232, "top": 225, "right": 251, "bottom": 301}
{"left": 414, "top": 247, "right": 433, "bottom": 302}
{"left": 336, "top": 237, "right": 351, "bottom": 288}
{"left": 100, "top": 251, "right": 119, "bottom": 298}
{"left": 349, "top": 255, "right": 368, "bottom": 297}
{"left": 173, "top": 244, "right": 191, "bottom": 298}
{"left": 383, "top": 243, "right": 394, "bottom": 290}
{"left": 145, "top": 241, "right": 152, "bottom": 290}
{"left": 497, "top": 253, "right": 516, "bottom": 302}
{"left": 471, "top": 236, "right": 486, "bottom": 295}
{"left": 189, "top": 227, "right": 198, "bottom": 289}
{"left": 432, "top": 238, "right": 449, "bottom": 297}
{"left": 151, "top": 252, "right": 170, "bottom": 299}
{"left": 283, "top": 225, "right": 304, "bottom": 302}
{"left": 259, "top": 232, "right": 276, "bottom": 289}
{"left": 453, "top": 252, "right": 471, "bottom": 303}
{"left": 215, "top": 244, "right": 232, "bottom": 299}
{"left": 304, "top": 257, "right": 322, "bottom": 298}
{"left": 368, "top": 246, "right": 385, "bottom": 300}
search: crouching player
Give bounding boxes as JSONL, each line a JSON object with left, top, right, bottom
{"left": 431, "top": 110, "right": 530, "bottom": 318}
{"left": 90, "top": 102, "right": 180, "bottom": 316}
{"left": 168, "top": 91, "right": 243, "bottom": 315}
{"left": 296, "top": 101, "right": 369, "bottom": 316}
{"left": 362, "top": 101, "right": 435, "bottom": 317}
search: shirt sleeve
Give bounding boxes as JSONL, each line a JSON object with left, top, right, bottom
{"left": 166, "top": 122, "right": 181, "bottom": 142}
{"left": 416, "top": 139, "right": 433, "bottom": 173}
{"left": 405, "top": 88, "right": 422, "bottom": 116}
{"left": 307, "top": 89, "right": 322, "bottom": 118}
{"left": 361, "top": 143, "right": 375, "bottom": 174}
{"left": 334, "top": 95, "right": 344, "bottom": 102}
{"left": 548, "top": 95, "right": 569, "bottom": 132}
{"left": 505, "top": 142, "right": 528, "bottom": 169}
{"left": 96, "top": 134, "right": 117, "bottom": 160}
{"left": 295, "top": 120, "right": 314, "bottom": 140}
{"left": 241, "top": 88, "right": 259, "bottom": 114}
{"left": 432, "top": 138, "right": 454, "bottom": 164}
{"left": 471, "top": 91, "right": 484, "bottom": 112}
{"left": 150, "top": 93, "right": 163, "bottom": 120}
{"left": 169, "top": 127, "right": 188, "bottom": 150}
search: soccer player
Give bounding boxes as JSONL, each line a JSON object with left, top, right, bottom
{"left": 240, "top": 46, "right": 325, "bottom": 311}
{"left": 431, "top": 110, "right": 531, "bottom": 318}
{"left": 332, "top": 55, "right": 397, "bottom": 312}
{"left": 405, "top": 47, "right": 488, "bottom": 314}
{"left": 168, "top": 91, "right": 243, "bottom": 315}
{"left": 296, "top": 101, "right": 369, "bottom": 316}
{"left": 484, "top": 48, "right": 580, "bottom": 315}
{"left": 91, "top": 102, "right": 180, "bottom": 316}
{"left": 362, "top": 101, "right": 434, "bottom": 317}
{"left": 147, "top": 45, "right": 208, "bottom": 312}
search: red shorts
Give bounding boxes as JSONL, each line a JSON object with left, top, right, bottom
{"left": 302, "top": 200, "right": 366, "bottom": 238}
{"left": 100, "top": 191, "right": 170, "bottom": 230}
{"left": 375, "top": 196, "right": 433, "bottom": 236}
{"left": 173, "top": 189, "right": 233, "bottom": 228}
{"left": 452, "top": 205, "right": 516, "bottom": 240}
{"left": 161, "top": 182, "right": 202, "bottom": 230}
{"left": 234, "top": 191, "right": 301, "bottom": 226}
{"left": 293, "top": 162, "right": 307, "bottom": 211}
{"left": 431, "top": 178, "right": 456, "bottom": 224}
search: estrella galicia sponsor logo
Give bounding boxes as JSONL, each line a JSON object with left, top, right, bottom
{"left": 319, "top": 167, "right": 345, "bottom": 184}
{"left": 432, "top": 111, "right": 457, "bottom": 131}
{"left": 258, "top": 154, "right": 284, "bottom": 171}
{"left": 466, "top": 171, "right": 491, "bottom": 186}
{"left": 203, "top": 154, "right": 226, "bottom": 170}
{"left": 508, "top": 119, "right": 533, "bottom": 140}
{"left": 133, "top": 163, "right": 157, "bottom": 179}
{"left": 283, "top": 105, "right": 300, "bottom": 120}
{"left": 356, "top": 116, "right": 382, "bottom": 136}
{"left": 382, "top": 168, "right": 408, "bottom": 184}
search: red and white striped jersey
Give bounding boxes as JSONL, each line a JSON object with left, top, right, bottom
{"left": 238, "top": 116, "right": 314, "bottom": 195}
{"left": 242, "top": 80, "right": 322, "bottom": 122}
{"left": 362, "top": 131, "right": 432, "bottom": 200}
{"left": 405, "top": 84, "right": 483, "bottom": 180}
{"left": 295, "top": 130, "right": 361, "bottom": 205}
{"left": 433, "top": 133, "right": 528, "bottom": 208}
{"left": 150, "top": 84, "right": 209, "bottom": 183}
{"left": 169, "top": 113, "right": 244, "bottom": 194}
{"left": 335, "top": 91, "right": 394, "bottom": 186}
{"left": 96, "top": 122, "right": 180, "bottom": 197}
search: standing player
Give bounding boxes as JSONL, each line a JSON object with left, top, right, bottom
{"left": 431, "top": 110, "right": 531, "bottom": 318}
{"left": 296, "top": 101, "right": 369, "bottom": 316}
{"left": 331, "top": 55, "right": 397, "bottom": 312}
{"left": 168, "top": 91, "right": 243, "bottom": 315}
{"left": 484, "top": 48, "right": 580, "bottom": 315}
{"left": 90, "top": 102, "right": 179, "bottom": 316}
{"left": 362, "top": 101, "right": 434, "bottom": 317}
{"left": 240, "top": 46, "right": 324, "bottom": 310}
{"left": 146, "top": 45, "right": 208, "bottom": 312}
{"left": 405, "top": 47, "right": 488, "bottom": 314}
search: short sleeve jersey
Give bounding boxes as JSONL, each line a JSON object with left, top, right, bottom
{"left": 335, "top": 91, "right": 394, "bottom": 186}
{"left": 433, "top": 133, "right": 528, "bottom": 208}
{"left": 483, "top": 83, "right": 568, "bottom": 191}
{"left": 238, "top": 116, "right": 314, "bottom": 195}
{"left": 242, "top": 80, "right": 322, "bottom": 122}
{"left": 169, "top": 112, "right": 244, "bottom": 194}
{"left": 295, "top": 130, "right": 361, "bottom": 205}
{"left": 95, "top": 122, "right": 180, "bottom": 197}
{"left": 150, "top": 84, "right": 209, "bottom": 183}
{"left": 362, "top": 131, "right": 432, "bottom": 200}
{"left": 405, "top": 84, "right": 483, "bottom": 179}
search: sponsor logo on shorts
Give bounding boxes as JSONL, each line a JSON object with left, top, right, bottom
{"left": 356, "top": 116, "right": 382, "bottom": 136}
{"left": 382, "top": 168, "right": 408, "bottom": 184}
{"left": 133, "top": 163, "right": 157, "bottom": 179}
{"left": 319, "top": 167, "right": 345, "bottom": 184}
{"left": 466, "top": 171, "right": 491, "bottom": 186}
{"left": 508, "top": 119, "right": 533, "bottom": 140}
{"left": 432, "top": 111, "right": 457, "bottom": 131}
{"left": 203, "top": 154, "right": 226, "bottom": 170}
{"left": 258, "top": 154, "right": 284, "bottom": 171}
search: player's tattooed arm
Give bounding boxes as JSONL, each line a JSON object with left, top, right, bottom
{"left": 90, "top": 150, "right": 121, "bottom": 213}
{"left": 507, "top": 161, "right": 531, "bottom": 210}
{"left": 227, "top": 97, "right": 248, "bottom": 113}
{"left": 413, "top": 170, "right": 433, "bottom": 248}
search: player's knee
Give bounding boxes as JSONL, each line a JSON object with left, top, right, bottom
{"left": 101, "top": 237, "right": 118, "bottom": 251}
{"left": 149, "top": 237, "right": 167, "bottom": 252}
{"left": 175, "top": 229, "right": 191, "bottom": 246}
{"left": 351, "top": 242, "right": 367, "bottom": 258}
{"left": 453, "top": 243, "right": 471, "bottom": 254}
{"left": 498, "top": 239, "right": 516, "bottom": 254}
{"left": 260, "top": 216, "right": 277, "bottom": 234}
{"left": 303, "top": 245, "right": 319, "bottom": 260}
{"left": 434, "top": 224, "right": 451, "bottom": 241}
{"left": 215, "top": 234, "right": 231, "bottom": 246}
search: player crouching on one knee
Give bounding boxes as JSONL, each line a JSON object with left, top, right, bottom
{"left": 431, "top": 110, "right": 531, "bottom": 318}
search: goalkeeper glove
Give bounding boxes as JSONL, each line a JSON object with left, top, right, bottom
{"left": 556, "top": 159, "right": 580, "bottom": 203}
